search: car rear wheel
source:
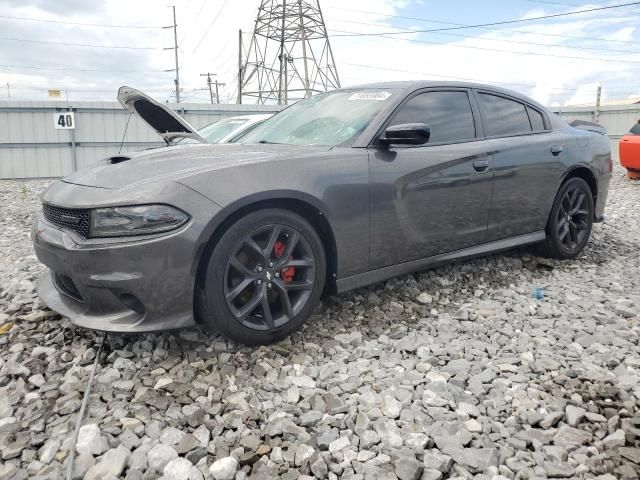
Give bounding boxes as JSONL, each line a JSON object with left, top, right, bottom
{"left": 197, "top": 208, "right": 326, "bottom": 345}
{"left": 541, "top": 176, "right": 594, "bottom": 259}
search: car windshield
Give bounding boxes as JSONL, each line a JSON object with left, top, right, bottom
{"left": 181, "top": 117, "right": 250, "bottom": 144}
{"left": 240, "top": 89, "right": 398, "bottom": 146}
{"left": 630, "top": 121, "right": 640, "bottom": 135}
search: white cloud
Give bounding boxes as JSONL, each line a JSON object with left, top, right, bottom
{"left": 1, "top": 0, "right": 639, "bottom": 107}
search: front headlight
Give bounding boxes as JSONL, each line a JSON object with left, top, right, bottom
{"left": 89, "top": 204, "right": 189, "bottom": 238}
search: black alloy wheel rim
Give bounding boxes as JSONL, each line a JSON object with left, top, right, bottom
{"left": 557, "top": 185, "right": 590, "bottom": 251}
{"left": 224, "top": 224, "right": 316, "bottom": 331}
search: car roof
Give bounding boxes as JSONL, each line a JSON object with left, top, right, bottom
{"left": 343, "top": 80, "right": 547, "bottom": 111}
{"left": 225, "top": 113, "right": 273, "bottom": 121}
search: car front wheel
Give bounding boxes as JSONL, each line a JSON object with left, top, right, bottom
{"left": 197, "top": 208, "right": 326, "bottom": 345}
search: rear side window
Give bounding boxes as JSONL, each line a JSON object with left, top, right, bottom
{"left": 527, "top": 106, "right": 546, "bottom": 131}
{"left": 477, "top": 93, "right": 532, "bottom": 137}
{"left": 389, "top": 91, "right": 476, "bottom": 144}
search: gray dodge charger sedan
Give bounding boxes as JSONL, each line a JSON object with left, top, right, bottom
{"left": 33, "top": 82, "right": 612, "bottom": 345}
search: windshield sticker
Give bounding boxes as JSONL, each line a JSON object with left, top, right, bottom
{"left": 348, "top": 92, "right": 392, "bottom": 101}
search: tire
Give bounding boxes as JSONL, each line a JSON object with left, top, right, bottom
{"left": 540, "top": 176, "right": 594, "bottom": 259}
{"left": 197, "top": 208, "right": 326, "bottom": 345}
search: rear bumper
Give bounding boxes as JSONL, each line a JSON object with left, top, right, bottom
{"left": 620, "top": 135, "right": 640, "bottom": 171}
{"left": 595, "top": 171, "right": 611, "bottom": 222}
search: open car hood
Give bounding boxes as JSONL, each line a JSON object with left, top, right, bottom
{"left": 117, "top": 86, "right": 207, "bottom": 144}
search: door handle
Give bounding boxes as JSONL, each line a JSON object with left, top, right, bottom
{"left": 473, "top": 160, "right": 490, "bottom": 172}
{"left": 550, "top": 145, "right": 564, "bottom": 156}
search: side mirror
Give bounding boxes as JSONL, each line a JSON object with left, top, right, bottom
{"left": 382, "top": 123, "right": 430, "bottom": 146}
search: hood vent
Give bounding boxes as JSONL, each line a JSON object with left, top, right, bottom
{"left": 108, "top": 156, "right": 130, "bottom": 164}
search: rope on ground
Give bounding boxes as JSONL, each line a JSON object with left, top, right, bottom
{"left": 65, "top": 333, "right": 107, "bottom": 480}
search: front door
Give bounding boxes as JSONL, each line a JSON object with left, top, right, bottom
{"left": 369, "top": 89, "right": 494, "bottom": 269}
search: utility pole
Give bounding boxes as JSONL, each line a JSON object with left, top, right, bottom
{"left": 164, "top": 6, "right": 181, "bottom": 103}
{"left": 595, "top": 85, "right": 602, "bottom": 124}
{"left": 237, "top": 29, "right": 243, "bottom": 104}
{"left": 200, "top": 73, "right": 216, "bottom": 104}
{"left": 200, "top": 73, "right": 226, "bottom": 104}
{"left": 213, "top": 79, "right": 225, "bottom": 104}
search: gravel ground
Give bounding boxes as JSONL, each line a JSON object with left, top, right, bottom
{"left": 1, "top": 166, "right": 639, "bottom": 480}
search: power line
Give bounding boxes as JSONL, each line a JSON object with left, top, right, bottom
{"left": 331, "top": 2, "right": 640, "bottom": 38}
{"left": 0, "top": 14, "right": 162, "bottom": 29}
{"left": 330, "top": 28, "right": 640, "bottom": 65}
{"left": 188, "top": 0, "right": 232, "bottom": 55}
{"left": 0, "top": 36, "right": 160, "bottom": 50}
{"left": 0, "top": 64, "right": 170, "bottom": 73}
{"left": 179, "top": 0, "right": 210, "bottom": 45}
{"left": 333, "top": 7, "right": 639, "bottom": 45}
{"left": 524, "top": 0, "right": 581, "bottom": 6}
{"left": 341, "top": 62, "right": 577, "bottom": 91}
{"left": 327, "top": 17, "right": 640, "bottom": 55}
{"left": 341, "top": 62, "right": 640, "bottom": 96}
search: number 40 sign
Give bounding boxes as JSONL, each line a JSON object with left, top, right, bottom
{"left": 53, "top": 112, "right": 75, "bottom": 130}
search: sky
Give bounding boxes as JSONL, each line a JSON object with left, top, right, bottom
{"left": 0, "top": 0, "right": 639, "bottom": 107}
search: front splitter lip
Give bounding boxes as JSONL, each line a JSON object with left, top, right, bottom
{"left": 36, "top": 271, "right": 195, "bottom": 334}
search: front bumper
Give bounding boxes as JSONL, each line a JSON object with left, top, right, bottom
{"left": 33, "top": 216, "right": 197, "bottom": 332}
{"left": 32, "top": 181, "right": 220, "bottom": 333}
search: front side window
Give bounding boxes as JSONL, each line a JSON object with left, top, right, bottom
{"left": 630, "top": 121, "right": 640, "bottom": 135}
{"left": 478, "top": 93, "right": 532, "bottom": 137}
{"left": 389, "top": 91, "right": 476, "bottom": 144}
{"left": 240, "top": 89, "right": 398, "bottom": 146}
{"left": 179, "top": 117, "right": 250, "bottom": 144}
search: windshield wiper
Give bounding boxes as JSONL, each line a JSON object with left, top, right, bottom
{"left": 257, "top": 140, "right": 281, "bottom": 144}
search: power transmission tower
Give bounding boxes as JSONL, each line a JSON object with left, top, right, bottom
{"left": 238, "top": 0, "right": 340, "bottom": 105}
{"left": 164, "top": 6, "right": 181, "bottom": 103}
{"left": 200, "top": 73, "right": 226, "bottom": 104}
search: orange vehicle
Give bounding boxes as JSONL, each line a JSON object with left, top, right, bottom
{"left": 620, "top": 120, "right": 640, "bottom": 179}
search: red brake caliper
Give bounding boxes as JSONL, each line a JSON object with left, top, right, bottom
{"left": 273, "top": 241, "right": 295, "bottom": 283}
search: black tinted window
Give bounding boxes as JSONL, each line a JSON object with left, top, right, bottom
{"left": 478, "top": 93, "right": 531, "bottom": 137}
{"left": 527, "top": 106, "right": 545, "bottom": 131}
{"left": 390, "top": 91, "right": 476, "bottom": 143}
{"left": 630, "top": 122, "right": 640, "bottom": 135}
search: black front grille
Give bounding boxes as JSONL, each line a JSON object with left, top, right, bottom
{"left": 53, "top": 273, "right": 84, "bottom": 302}
{"left": 43, "top": 204, "right": 90, "bottom": 238}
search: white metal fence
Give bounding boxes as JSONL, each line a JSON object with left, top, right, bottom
{"left": 1, "top": 101, "right": 638, "bottom": 179}
{"left": 0, "top": 101, "right": 281, "bottom": 179}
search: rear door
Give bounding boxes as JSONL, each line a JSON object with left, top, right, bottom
{"left": 473, "top": 90, "right": 568, "bottom": 241}
{"left": 369, "top": 89, "right": 494, "bottom": 268}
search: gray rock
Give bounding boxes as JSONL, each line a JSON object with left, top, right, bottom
{"left": 553, "top": 426, "right": 592, "bottom": 449}
{"left": 84, "top": 445, "right": 130, "bottom": 479}
{"left": 423, "top": 451, "right": 452, "bottom": 473}
{"left": 603, "top": 429, "right": 626, "bottom": 448}
{"left": 209, "top": 456, "right": 238, "bottom": 480}
{"left": 38, "top": 438, "right": 60, "bottom": 464}
{"left": 163, "top": 457, "right": 203, "bottom": 480}
{"left": 316, "top": 430, "right": 339, "bottom": 450}
{"left": 76, "top": 423, "right": 108, "bottom": 456}
{"left": 295, "top": 444, "right": 315, "bottom": 466}
{"left": 544, "top": 462, "right": 576, "bottom": 478}
{"left": 71, "top": 452, "right": 95, "bottom": 480}
{"left": 565, "top": 405, "right": 585, "bottom": 427}
{"left": 328, "top": 436, "right": 351, "bottom": 453}
{"left": 394, "top": 456, "right": 423, "bottom": 480}
{"left": 147, "top": 444, "right": 178, "bottom": 472}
